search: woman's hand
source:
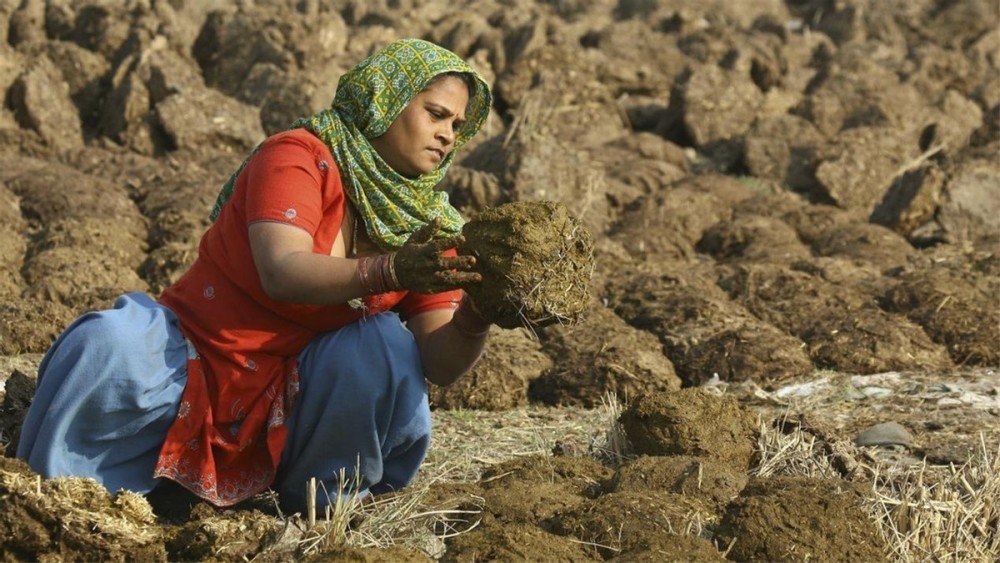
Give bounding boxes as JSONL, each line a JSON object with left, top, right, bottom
{"left": 393, "top": 217, "right": 481, "bottom": 293}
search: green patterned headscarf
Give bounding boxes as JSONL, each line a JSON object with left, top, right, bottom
{"left": 210, "top": 38, "right": 492, "bottom": 250}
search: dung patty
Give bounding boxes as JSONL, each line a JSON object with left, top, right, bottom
{"left": 459, "top": 201, "right": 594, "bottom": 330}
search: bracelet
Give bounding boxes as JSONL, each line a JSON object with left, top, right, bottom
{"left": 374, "top": 254, "right": 392, "bottom": 293}
{"left": 452, "top": 294, "right": 491, "bottom": 337}
{"left": 357, "top": 254, "right": 401, "bottom": 294}
{"left": 387, "top": 253, "right": 401, "bottom": 290}
{"left": 357, "top": 256, "right": 373, "bottom": 294}
{"left": 372, "top": 255, "right": 388, "bottom": 294}
{"left": 371, "top": 254, "right": 386, "bottom": 293}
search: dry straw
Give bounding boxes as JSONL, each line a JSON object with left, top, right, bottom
{"left": 751, "top": 415, "right": 841, "bottom": 479}
{"left": 588, "top": 392, "right": 635, "bottom": 467}
{"left": 297, "top": 463, "right": 483, "bottom": 558}
{"left": 290, "top": 398, "right": 996, "bottom": 561}
{"left": 869, "top": 434, "right": 999, "bottom": 561}
{"left": 747, "top": 416, "right": 999, "bottom": 561}
{"left": 423, "top": 405, "right": 606, "bottom": 482}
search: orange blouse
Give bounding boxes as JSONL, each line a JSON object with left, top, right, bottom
{"left": 155, "top": 129, "right": 460, "bottom": 505}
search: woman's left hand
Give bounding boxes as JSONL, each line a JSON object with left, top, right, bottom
{"left": 393, "top": 218, "right": 481, "bottom": 293}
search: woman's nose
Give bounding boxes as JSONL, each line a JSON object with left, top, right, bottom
{"left": 437, "top": 125, "right": 455, "bottom": 145}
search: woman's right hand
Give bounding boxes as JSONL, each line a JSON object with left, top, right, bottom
{"left": 393, "top": 218, "right": 481, "bottom": 294}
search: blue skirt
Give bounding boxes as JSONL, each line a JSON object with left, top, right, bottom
{"left": 16, "top": 293, "right": 431, "bottom": 513}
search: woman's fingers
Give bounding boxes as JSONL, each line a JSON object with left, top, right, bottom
{"left": 393, "top": 220, "right": 481, "bottom": 292}
{"left": 438, "top": 255, "right": 476, "bottom": 271}
{"left": 425, "top": 234, "right": 464, "bottom": 254}
{"left": 437, "top": 269, "right": 482, "bottom": 287}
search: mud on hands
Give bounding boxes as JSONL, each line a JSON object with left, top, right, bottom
{"left": 392, "top": 217, "right": 482, "bottom": 294}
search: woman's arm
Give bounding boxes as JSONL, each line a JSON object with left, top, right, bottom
{"left": 250, "top": 216, "right": 482, "bottom": 305}
{"left": 252, "top": 217, "right": 489, "bottom": 383}
{"left": 407, "top": 298, "right": 490, "bottom": 386}
{"left": 248, "top": 221, "right": 368, "bottom": 305}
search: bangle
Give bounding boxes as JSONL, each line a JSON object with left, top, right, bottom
{"left": 357, "top": 257, "right": 373, "bottom": 294}
{"left": 372, "top": 254, "right": 386, "bottom": 294}
{"left": 452, "top": 294, "right": 490, "bottom": 337}
{"left": 358, "top": 254, "right": 395, "bottom": 294}
{"left": 376, "top": 254, "right": 391, "bottom": 292}
{"left": 387, "top": 253, "right": 401, "bottom": 290}
{"left": 370, "top": 254, "right": 384, "bottom": 293}
{"left": 358, "top": 254, "right": 400, "bottom": 294}
{"left": 375, "top": 254, "right": 392, "bottom": 293}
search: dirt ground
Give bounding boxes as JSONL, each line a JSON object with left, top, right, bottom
{"left": 0, "top": 0, "right": 998, "bottom": 561}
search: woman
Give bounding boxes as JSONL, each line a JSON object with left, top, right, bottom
{"left": 16, "top": 38, "right": 493, "bottom": 512}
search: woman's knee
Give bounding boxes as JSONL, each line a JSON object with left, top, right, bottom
{"left": 77, "top": 312, "right": 131, "bottom": 345}
{"left": 54, "top": 317, "right": 142, "bottom": 368}
{"left": 43, "top": 296, "right": 183, "bottom": 383}
{"left": 301, "top": 313, "right": 424, "bottom": 394}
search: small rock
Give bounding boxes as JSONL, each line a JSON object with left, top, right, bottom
{"left": 854, "top": 421, "right": 912, "bottom": 449}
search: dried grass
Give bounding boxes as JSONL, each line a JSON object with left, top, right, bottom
{"left": 292, "top": 403, "right": 617, "bottom": 557}
{"left": 588, "top": 392, "right": 635, "bottom": 468}
{"left": 422, "top": 406, "right": 606, "bottom": 482}
{"left": 869, "top": 434, "right": 999, "bottom": 561}
{"left": 297, "top": 467, "right": 483, "bottom": 558}
{"left": 751, "top": 416, "right": 841, "bottom": 479}
{"left": 297, "top": 466, "right": 363, "bottom": 553}
{"left": 744, "top": 414, "right": 1000, "bottom": 562}
{"left": 343, "top": 484, "right": 482, "bottom": 556}
{"left": 0, "top": 353, "right": 44, "bottom": 381}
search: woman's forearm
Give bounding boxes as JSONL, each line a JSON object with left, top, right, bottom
{"left": 250, "top": 221, "right": 373, "bottom": 305}
{"left": 407, "top": 305, "right": 490, "bottom": 386}
{"left": 259, "top": 250, "right": 370, "bottom": 305}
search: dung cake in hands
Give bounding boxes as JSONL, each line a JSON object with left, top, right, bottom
{"left": 459, "top": 201, "right": 594, "bottom": 330}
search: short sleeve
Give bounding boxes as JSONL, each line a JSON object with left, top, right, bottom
{"left": 243, "top": 132, "right": 332, "bottom": 235}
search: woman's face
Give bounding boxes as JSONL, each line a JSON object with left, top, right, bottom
{"left": 371, "top": 75, "right": 470, "bottom": 178}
